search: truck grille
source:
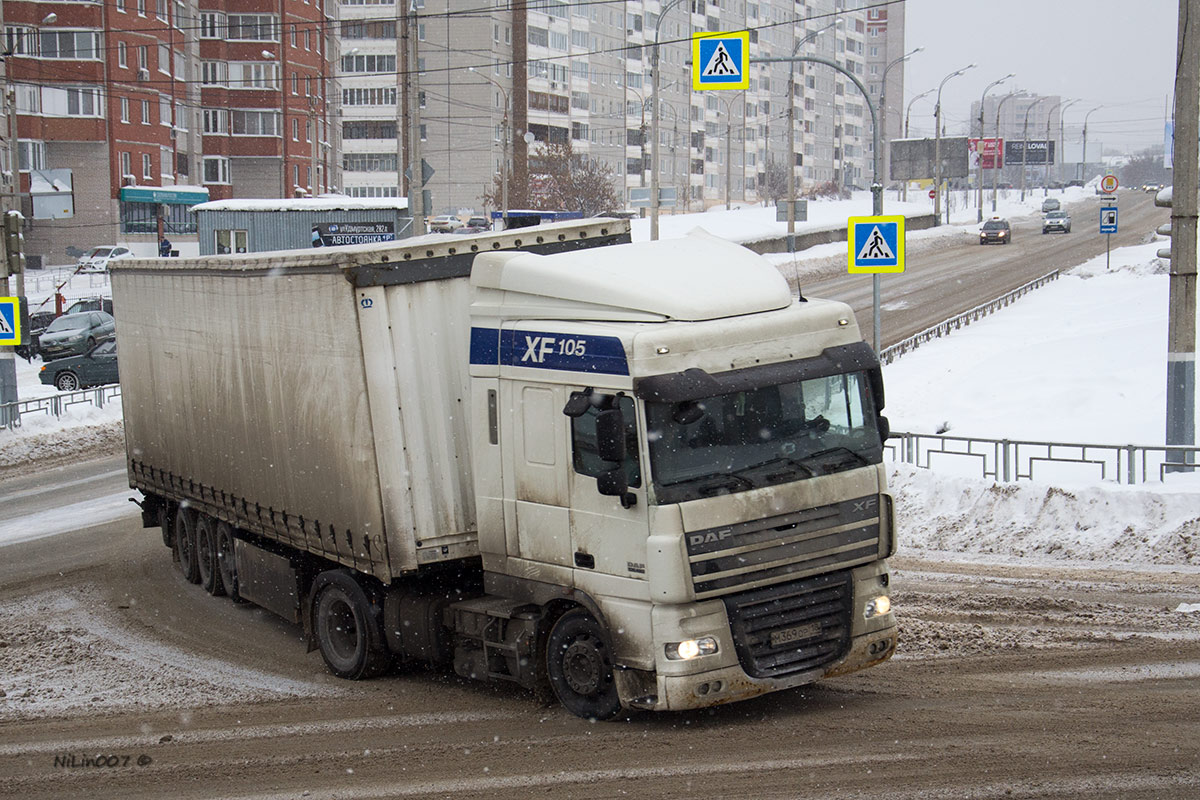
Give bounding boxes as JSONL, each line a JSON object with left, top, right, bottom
{"left": 722, "top": 571, "right": 853, "bottom": 679}
{"left": 685, "top": 495, "right": 881, "bottom": 599}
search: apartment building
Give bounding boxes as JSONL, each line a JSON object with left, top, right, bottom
{"left": 341, "top": 0, "right": 900, "bottom": 215}
{"left": 0, "top": 0, "right": 337, "bottom": 265}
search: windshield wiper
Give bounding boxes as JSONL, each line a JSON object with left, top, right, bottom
{"left": 736, "top": 457, "right": 817, "bottom": 482}
{"left": 801, "top": 447, "right": 871, "bottom": 471}
{"left": 660, "top": 472, "right": 755, "bottom": 496}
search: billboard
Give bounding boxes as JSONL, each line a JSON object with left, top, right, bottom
{"left": 1004, "top": 140, "right": 1056, "bottom": 166}
{"left": 311, "top": 221, "right": 396, "bottom": 247}
{"left": 968, "top": 138, "right": 1004, "bottom": 170}
{"left": 889, "top": 137, "right": 970, "bottom": 181}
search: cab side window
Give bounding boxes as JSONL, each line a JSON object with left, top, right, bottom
{"left": 570, "top": 394, "right": 642, "bottom": 488}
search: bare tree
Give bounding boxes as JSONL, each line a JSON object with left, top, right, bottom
{"left": 760, "top": 156, "right": 789, "bottom": 206}
{"left": 483, "top": 140, "right": 619, "bottom": 215}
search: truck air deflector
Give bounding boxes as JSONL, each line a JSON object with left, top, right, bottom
{"left": 633, "top": 341, "right": 882, "bottom": 404}
{"left": 470, "top": 327, "right": 629, "bottom": 375}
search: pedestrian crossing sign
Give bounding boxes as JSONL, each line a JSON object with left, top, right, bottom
{"left": 848, "top": 216, "right": 905, "bottom": 274}
{"left": 0, "top": 297, "right": 21, "bottom": 346}
{"left": 692, "top": 31, "right": 749, "bottom": 91}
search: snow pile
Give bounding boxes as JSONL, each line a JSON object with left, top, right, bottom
{"left": 890, "top": 463, "right": 1200, "bottom": 566}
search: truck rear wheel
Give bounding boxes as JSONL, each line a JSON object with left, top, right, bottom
{"left": 313, "top": 572, "right": 391, "bottom": 680}
{"left": 215, "top": 522, "right": 240, "bottom": 602}
{"left": 546, "top": 609, "right": 622, "bottom": 721}
{"left": 173, "top": 508, "right": 201, "bottom": 584}
{"left": 195, "top": 515, "right": 225, "bottom": 597}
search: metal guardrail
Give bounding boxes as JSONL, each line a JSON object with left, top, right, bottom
{"left": 886, "top": 431, "right": 1199, "bottom": 485}
{"left": 0, "top": 385, "right": 122, "bottom": 431}
{"left": 878, "top": 270, "right": 1060, "bottom": 365}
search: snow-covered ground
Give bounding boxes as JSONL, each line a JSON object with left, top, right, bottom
{"left": 4, "top": 184, "right": 1198, "bottom": 573}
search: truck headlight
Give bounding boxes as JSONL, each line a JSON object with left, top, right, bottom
{"left": 864, "top": 595, "right": 892, "bottom": 619}
{"left": 665, "top": 637, "right": 718, "bottom": 660}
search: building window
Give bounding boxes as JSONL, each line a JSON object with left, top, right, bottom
{"left": 214, "top": 229, "right": 248, "bottom": 253}
{"left": 292, "top": 73, "right": 299, "bottom": 95}
{"left": 175, "top": 101, "right": 187, "bottom": 130}
{"left": 340, "top": 19, "right": 396, "bottom": 39}
{"left": 201, "top": 61, "right": 226, "bottom": 85}
{"left": 231, "top": 110, "right": 282, "bottom": 136}
{"left": 117, "top": 41, "right": 127, "bottom": 67}
{"left": 120, "top": 152, "right": 131, "bottom": 180}
{"left": 342, "top": 120, "right": 397, "bottom": 139}
{"left": 342, "top": 153, "right": 398, "bottom": 172}
{"left": 142, "top": 153, "right": 153, "bottom": 179}
{"left": 121, "top": 201, "right": 198, "bottom": 234}
{"left": 229, "top": 62, "right": 279, "bottom": 89}
{"left": 158, "top": 43, "right": 170, "bottom": 73}
{"left": 204, "top": 156, "right": 231, "bottom": 184}
{"left": 39, "top": 87, "right": 103, "bottom": 117}
{"left": 137, "top": 0, "right": 146, "bottom": 17}
{"left": 227, "top": 15, "right": 278, "bottom": 42}
{"left": 292, "top": 118, "right": 299, "bottom": 140}
{"left": 120, "top": 97, "right": 130, "bottom": 123}
{"left": 139, "top": 45, "right": 148, "bottom": 70}
{"left": 18, "top": 140, "right": 45, "bottom": 171}
{"left": 305, "top": 29, "right": 311, "bottom": 50}
{"left": 200, "top": 13, "right": 225, "bottom": 39}
{"left": 341, "top": 87, "right": 397, "bottom": 106}
{"left": 39, "top": 30, "right": 103, "bottom": 60}
{"left": 4, "top": 26, "right": 38, "bottom": 56}
{"left": 160, "top": 95, "right": 172, "bottom": 126}
{"left": 203, "top": 108, "right": 228, "bottom": 133}
{"left": 341, "top": 54, "right": 396, "bottom": 73}
{"left": 142, "top": 99, "right": 151, "bottom": 123}
{"left": 290, "top": 23, "right": 297, "bottom": 46}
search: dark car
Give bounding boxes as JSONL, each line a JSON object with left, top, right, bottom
{"left": 37, "top": 311, "right": 116, "bottom": 361}
{"left": 461, "top": 216, "right": 491, "bottom": 233}
{"left": 1042, "top": 210, "right": 1072, "bottom": 234}
{"left": 66, "top": 297, "right": 114, "bottom": 316}
{"left": 15, "top": 310, "right": 58, "bottom": 360}
{"left": 39, "top": 340, "right": 119, "bottom": 391}
{"left": 980, "top": 217, "right": 1012, "bottom": 245}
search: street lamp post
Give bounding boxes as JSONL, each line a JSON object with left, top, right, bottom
{"left": 878, "top": 48, "right": 922, "bottom": 204}
{"left": 468, "top": 66, "right": 511, "bottom": 227}
{"left": 1043, "top": 98, "right": 1075, "bottom": 196}
{"left": 718, "top": 91, "right": 746, "bottom": 210}
{"left": 753, "top": 53, "right": 884, "bottom": 351}
{"left": 1056, "top": 100, "right": 1080, "bottom": 186}
{"left": 1081, "top": 105, "right": 1102, "bottom": 182}
{"left": 933, "top": 65, "right": 975, "bottom": 227}
{"left": 650, "top": 0, "right": 687, "bottom": 241}
{"left": 1020, "top": 96, "right": 1048, "bottom": 202}
{"left": 992, "top": 91, "right": 1017, "bottom": 213}
{"left": 976, "top": 74, "right": 1014, "bottom": 222}
{"left": 626, "top": 85, "right": 649, "bottom": 188}
{"left": 902, "top": 89, "right": 933, "bottom": 202}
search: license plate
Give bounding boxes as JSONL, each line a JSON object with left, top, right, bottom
{"left": 770, "top": 622, "right": 822, "bottom": 648}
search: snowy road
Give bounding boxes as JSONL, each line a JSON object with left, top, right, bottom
{"left": 0, "top": 515, "right": 1197, "bottom": 799}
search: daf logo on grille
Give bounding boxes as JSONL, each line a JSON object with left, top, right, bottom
{"left": 689, "top": 530, "right": 733, "bottom": 547}
{"left": 853, "top": 498, "right": 878, "bottom": 514}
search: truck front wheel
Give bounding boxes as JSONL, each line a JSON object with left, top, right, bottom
{"left": 546, "top": 609, "right": 622, "bottom": 721}
{"left": 313, "top": 572, "right": 391, "bottom": 680}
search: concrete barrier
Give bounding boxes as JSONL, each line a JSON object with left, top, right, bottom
{"left": 740, "top": 213, "right": 939, "bottom": 255}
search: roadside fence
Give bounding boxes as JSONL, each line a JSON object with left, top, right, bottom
{"left": 0, "top": 385, "right": 122, "bottom": 431}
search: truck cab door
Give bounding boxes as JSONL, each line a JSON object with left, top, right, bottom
{"left": 565, "top": 392, "right": 650, "bottom": 584}
{"left": 500, "top": 380, "right": 574, "bottom": 573}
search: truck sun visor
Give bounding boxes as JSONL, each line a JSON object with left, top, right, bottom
{"left": 633, "top": 341, "right": 883, "bottom": 407}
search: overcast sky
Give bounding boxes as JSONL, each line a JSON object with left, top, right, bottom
{"left": 900, "top": 0, "right": 1178, "bottom": 153}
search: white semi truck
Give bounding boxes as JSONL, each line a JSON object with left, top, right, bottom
{"left": 112, "top": 219, "right": 897, "bottom": 719}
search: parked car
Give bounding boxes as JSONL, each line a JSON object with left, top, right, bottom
{"left": 15, "top": 310, "right": 58, "bottom": 360}
{"left": 1040, "top": 198, "right": 1061, "bottom": 213}
{"left": 1042, "top": 210, "right": 1072, "bottom": 234}
{"left": 66, "top": 297, "right": 114, "bottom": 316}
{"left": 39, "top": 340, "right": 119, "bottom": 391}
{"left": 77, "top": 246, "right": 133, "bottom": 273}
{"left": 461, "top": 216, "right": 490, "bottom": 233}
{"left": 1066, "top": 179, "right": 1085, "bottom": 188}
{"left": 1143, "top": 183, "right": 1162, "bottom": 193}
{"left": 980, "top": 217, "right": 1012, "bottom": 245}
{"left": 428, "top": 215, "right": 464, "bottom": 233}
{"left": 37, "top": 311, "right": 116, "bottom": 361}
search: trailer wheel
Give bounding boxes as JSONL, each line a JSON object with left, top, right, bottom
{"left": 159, "top": 503, "right": 176, "bottom": 551}
{"left": 313, "top": 572, "right": 391, "bottom": 680}
{"left": 215, "top": 522, "right": 240, "bottom": 602}
{"left": 173, "top": 508, "right": 201, "bottom": 584}
{"left": 195, "top": 515, "right": 225, "bottom": 597}
{"left": 546, "top": 608, "right": 622, "bottom": 721}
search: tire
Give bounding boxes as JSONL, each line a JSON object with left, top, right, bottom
{"left": 215, "top": 522, "right": 240, "bottom": 602}
{"left": 313, "top": 571, "right": 391, "bottom": 680}
{"left": 545, "top": 608, "right": 622, "bottom": 721}
{"left": 86, "top": 337, "right": 96, "bottom": 350}
{"left": 173, "top": 507, "right": 201, "bottom": 584}
{"left": 195, "top": 515, "right": 225, "bottom": 596}
{"left": 159, "top": 502, "right": 176, "bottom": 551}
{"left": 55, "top": 372, "right": 79, "bottom": 392}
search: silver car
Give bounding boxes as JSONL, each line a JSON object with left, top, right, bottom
{"left": 37, "top": 311, "right": 116, "bottom": 361}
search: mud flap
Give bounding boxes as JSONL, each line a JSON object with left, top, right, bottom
{"left": 302, "top": 582, "right": 318, "bottom": 653}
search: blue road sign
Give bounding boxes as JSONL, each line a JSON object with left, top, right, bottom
{"left": 692, "top": 32, "right": 749, "bottom": 90}
{"left": 0, "top": 297, "right": 20, "bottom": 346}
{"left": 1099, "top": 205, "right": 1118, "bottom": 234}
{"left": 848, "top": 216, "right": 906, "bottom": 274}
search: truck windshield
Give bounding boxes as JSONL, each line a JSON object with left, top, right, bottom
{"left": 645, "top": 371, "right": 882, "bottom": 505}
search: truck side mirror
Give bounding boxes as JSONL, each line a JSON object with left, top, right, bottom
{"left": 877, "top": 415, "right": 890, "bottom": 443}
{"left": 595, "top": 408, "right": 626, "bottom": 463}
{"left": 672, "top": 400, "right": 704, "bottom": 425}
{"left": 562, "top": 389, "right": 592, "bottom": 418}
{"left": 596, "top": 467, "right": 636, "bottom": 508}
